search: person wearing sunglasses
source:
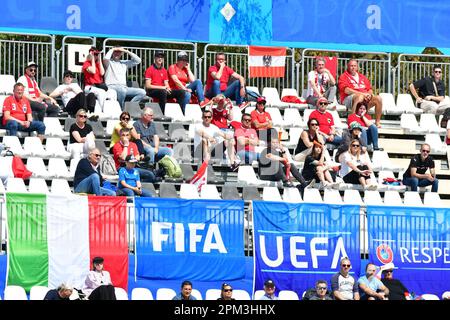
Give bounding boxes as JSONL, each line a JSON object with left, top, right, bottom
{"left": 235, "top": 113, "right": 260, "bottom": 164}
{"left": 109, "top": 111, "right": 142, "bottom": 153}
{"left": 409, "top": 64, "right": 450, "bottom": 115}
{"left": 309, "top": 280, "right": 333, "bottom": 300}
{"left": 50, "top": 70, "right": 97, "bottom": 118}
{"left": 306, "top": 57, "right": 336, "bottom": 108}
{"left": 218, "top": 283, "right": 235, "bottom": 300}
{"left": 17, "top": 61, "right": 61, "bottom": 121}
{"left": 73, "top": 148, "right": 116, "bottom": 196}
{"left": 402, "top": 143, "right": 438, "bottom": 192}
{"left": 310, "top": 97, "right": 343, "bottom": 147}
{"left": 67, "top": 109, "right": 95, "bottom": 159}
{"left": 331, "top": 257, "right": 360, "bottom": 300}
{"left": 294, "top": 118, "right": 326, "bottom": 162}
{"left": 379, "top": 263, "right": 409, "bottom": 300}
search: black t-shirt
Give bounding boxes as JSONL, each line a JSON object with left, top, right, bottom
{"left": 403, "top": 154, "right": 435, "bottom": 179}
{"left": 294, "top": 132, "right": 318, "bottom": 155}
{"left": 381, "top": 278, "right": 408, "bottom": 300}
{"left": 302, "top": 155, "right": 318, "bottom": 181}
{"left": 69, "top": 123, "right": 93, "bottom": 144}
{"left": 44, "top": 289, "right": 70, "bottom": 300}
{"left": 413, "top": 76, "right": 445, "bottom": 98}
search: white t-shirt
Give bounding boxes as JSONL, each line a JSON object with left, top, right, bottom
{"left": 340, "top": 151, "right": 371, "bottom": 177}
{"left": 307, "top": 70, "right": 332, "bottom": 97}
{"left": 194, "top": 123, "right": 223, "bottom": 149}
{"left": 53, "top": 83, "right": 83, "bottom": 106}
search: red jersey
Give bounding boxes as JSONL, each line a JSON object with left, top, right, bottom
{"left": 205, "top": 65, "right": 235, "bottom": 92}
{"left": 250, "top": 110, "right": 272, "bottom": 130}
{"left": 235, "top": 127, "right": 258, "bottom": 152}
{"left": 144, "top": 64, "right": 168, "bottom": 86}
{"left": 112, "top": 141, "right": 139, "bottom": 170}
{"left": 338, "top": 70, "right": 372, "bottom": 103}
{"left": 212, "top": 107, "right": 229, "bottom": 129}
{"left": 168, "top": 64, "right": 189, "bottom": 89}
{"left": 2, "top": 95, "right": 31, "bottom": 126}
{"left": 347, "top": 113, "right": 373, "bottom": 128}
{"left": 310, "top": 110, "right": 334, "bottom": 135}
{"left": 82, "top": 60, "right": 103, "bottom": 86}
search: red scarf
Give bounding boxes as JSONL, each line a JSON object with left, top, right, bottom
{"left": 25, "top": 74, "right": 40, "bottom": 98}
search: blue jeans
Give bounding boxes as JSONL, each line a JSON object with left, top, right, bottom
{"left": 206, "top": 80, "right": 243, "bottom": 104}
{"left": 402, "top": 177, "right": 439, "bottom": 192}
{"left": 5, "top": 120, "right": 46, "bottom": 136}
{"left": 237, "top": 150, "right": 260, "bottom": 164}
{"left": 120, "top": 187, "right": 153, "bottom": 197}
{"left": 360, "top": 125, "right": 379, "bottom": 149}
{"left": 327, "top": 134, "right": 343, "bottom": 146}
{"left": 183, "top": 79, "right": 205, "bottom": 106}
{"left": 144, "top": 145, "right": 174, "bottom": 163}
{"left": 74, "top": 174, "right": 116, "bottom": 196}
{"left": 136, "top": 167, "right": 157, "bottom": 183}
{"left": 108, "top": 84, "right": 146, "bottom": 110}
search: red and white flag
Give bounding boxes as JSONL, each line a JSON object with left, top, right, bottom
{"left": 190, "top": 160, "right": 208, "bottom": 192}
{"left": 249, "top": 46, "right": 286, "bottom": 78}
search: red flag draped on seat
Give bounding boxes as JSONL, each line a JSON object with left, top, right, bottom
{"left": 190, "top": 160, "right": 208, "bottom": 192}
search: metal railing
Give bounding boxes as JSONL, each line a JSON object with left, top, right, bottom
{"left": 58, "top": 35, "right": 96, "bottom": 83}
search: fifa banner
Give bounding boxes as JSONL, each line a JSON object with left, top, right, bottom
{"left": 253, "top": 201, "right": 360, "bottom": 294}
{"left": 6, "top": 193, "right": 128, "bottom": 292}
{"left": 134, "top": 198, "right": 245, "bottom": 280}
{"left": 368, "top": 205, "right": 450, "bottom": 295}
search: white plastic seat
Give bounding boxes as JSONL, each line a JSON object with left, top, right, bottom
{"left": 51, "top": 179, "right": 72, "bottom": 195}
{"left": 364, "top": 190, "right": 383, "bottom": 205}
{"left": 303, "top": 188, "right": 323, "bottom": 203}
{"left": 0, "top": 156, "right": 14, "bottom": 180}
{"left": 114, "top": 287, "right": 129, "bottom": 300}
{"left": 403, "top": 191, "right": 423, "bottom": 207}
{"left": 102, "top": 100, "right": 122, "bottom": 120}
{"left": 205, "top": 289, "right": 221, "bottom": 300}
{"left": 156, "top": 288, "right": 177, "bottom": 300}
{"left": 28, "top": 178, "right": 49, "bottom": 194}
{"left": 184, "top": 104, "right": 203, "bottom": 123}
{"left": 283, "top": 187, "right": 303, "bottom": 203}
{"left": 191, "top": 289, "right": 203, "bottom": 300}
{"left": 2, "top": 136, "right": 29, "bottom": 157}
{"left": 278, "top": 290, "right": 299, "bottom": 300}
{"left": 48, "top": 158, "right": 72, "bottom": 179}
{"left": 6, "top": 177, "right": 27, "bottom": 192}
{"left": 262, "top": 87, "right": 290, "bottom": 108}
{"left": 329, "top": 110, "right": 346, "bottom": 130}
{"left": 237, "top": 166, "right": 271, "bottom": 186}
{"left": 421, "top": 294, "right": 440, "bottom": 300}
{"left": 105, "top": 119, "right": 117, "bottom": 137}
{"left": 245, "top": 106, "right": 255, "bottom": 114}
{"left": 323, "top": 189, "right": 343, "bottom": 204}
{"left": 396, "top": 93, "right": 423, "bottom": 115}
{"left": 246, "top": 86, "right": 260, "bottom": 95}
{"left": 231, "top": 105, "right": 244, "bottom": 122}
{"left": 233, "top": 289, "right": 251, "bottom": 300}
{"left": 343, "top": 189, "right": 364, "bottom": 205}
{"left": 24, "top": 137, "right": 51, "bottom": 158}
{"left": 69, "top": 158, "right": 80, "bottom": 177}
{"left": 371, "top": 151, "right": 401, "bottom": 172}
{"left": 4, "top": 285, "right": 27, "bottom": 300}
{"left": 46, "top": 137, "right": 71, "bottom": 159}
{"left": 179, "top": 183, "right": 200, "bottom": 199}
{"left": 302, "top": 109, "right": 314, "bottom": 124}
{"left": 164, "top": 103, "right": 186, "bottom": 122}
{"left": 131, "top": 287, "right": 153, "bottom": 300}
{"left": 380, "top": 93, "right": 403, "bottom": 115}
{"left": 283, "top": 108, "right": 303, "bottom": 127}
{"left": 30, "top": 285, "right": 50, "bottom": 300}
{"left": 280, "top": 88, "right": 307, "bottom": 109}
{"left": 423, "top": 192, "right": 444, "bottom": 207}
{"left": 43, "top": 117, "right": 69, "bottom": 138}
{"left": 200, "top": 184, "right": 222, "bottom": 199}
{"left": 265, "top": 107, "right": 284, "bottom": 126}
{"left": 262, "top": 186, "right": 283, "bottom": 201}
{"left": 441, "top": 291, "right": 450, "bottom": 300}
{"left": 400, "top": 113, "right": 425, "bottom": 134}
{"left": 0, "top": 179, "right": 6, "bottom": 194}
{"left": 419, "top": 114, "right": 445, "bottom": 134}
{"left": 0, "top": 74, "right": 16, "bottom": 94}
{"left": 26, "top": 157, "right": 52, "bottom": 179}
{"left": 284, "top": 128, "right": 302, "bottom": 148}
{"left": 383, "top": 190, "right": 403, "bottom": 206}
{"left": 253, "top": 290, "right": 265, "bottom": 300}
{"left": 425, "top": 134, "right": 446, "bottom": 154}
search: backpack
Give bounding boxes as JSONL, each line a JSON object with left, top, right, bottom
{"left": 158, "top": 155, "right": 182, "bottom": 178}
{"left": 99, "top": 154, "right": 118, "bottom": 176}
{"left": 440, "top": 107, "right": 450, "bottom": 128}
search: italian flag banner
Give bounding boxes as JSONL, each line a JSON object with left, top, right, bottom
{"left": 6, "top": 193, "right": 128, "bottom": 292}
{"left": 249, "top": 46, "right": 286, "bottom": 78}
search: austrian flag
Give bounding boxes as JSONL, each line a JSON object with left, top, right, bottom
{"left": 249, "top": 46, "right": 286, "bottom": 78}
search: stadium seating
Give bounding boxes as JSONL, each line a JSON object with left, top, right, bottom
{"left": 205, "top": 289, "right": 221, "bottom": 300}
{"left": 282, "top": 187, "right": 302, "bottom": 203}
{"left": 131, "top": 287, "right": 153, "bottom": 300}
{"left": 28, "top": 178, "right": 49, "bottom": 194}
{"left": 29, "top": 286, "right": 50, "bottom": 300}
{"left": 262, "top": 87, "right": 290, "bottom": 109}
{"left": 278, "top": 290, "right": 300, "bottom": 300}
{"left": 4, "top": 285, "right": 27, "bottom": 300}
{"left": 114, "top": 287, "right": 129, "bottom": 300}
{"left": 156, "top": 288, "right": 177, "bottom": 300}
{"left": 253, "top": 290, "right": 265, "bottom": 300}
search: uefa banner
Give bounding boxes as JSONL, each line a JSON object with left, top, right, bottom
{"left": 368, "top": 205, "right": 450, "bottom": 295}
{"left": 253, "top": 201, "right": 360, "bottom": 295}
{"left": 134, "top": 198, "right": 245, "bottom": 281}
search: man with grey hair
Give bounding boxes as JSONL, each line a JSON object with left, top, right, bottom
{"left": 103, "top": 46, "right": 147, "bottom": 109}
{"left": 133, "top": 107, "right": 173, "bottom": 163}
{"left": 331, "top": 257, "right": 360, "bottom": 300}
{"left": 306, "top": 57, "right": 336, "bottom": 107}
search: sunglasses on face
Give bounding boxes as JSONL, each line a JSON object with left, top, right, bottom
{"left": 28, "top": 69, "right": 36, "bottom": 72}
{"left": 203, "top": 116, "right": 212, "bottom": 119}
{"left": 351, "top": 144, "right": 360, "bottom": 147}
{"left": 223, "top": 289, "right": 233, "bottom": 292}
{"left": 243, "top": 119, "right": 251, "bottom": 122}
{"left": 319, "top": 103, "right": 328, "bottom": 106}
{"left": 317, "top": 287, "right": 327, "bottom": 290}
{"left": 421, "top": 149, "right": 430, "bottom": 153}
{"left": 342, "top": 264, "right": 351, "bottom": 267}
{"left": 435, "top": 70, "right": 442, "bottom": 73}
{"left": 78, "top": 115, "right": 87, "bottom": 118}
{"left": 121, "top": 117, "right": 130, "bottom": 121}
{"left": 310, "top": 123, "right": 319, "bottom": 126}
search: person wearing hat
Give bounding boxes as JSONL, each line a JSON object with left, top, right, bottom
{"left": 250, "top": 96, "right": 273, "bottom": 141}
{"left": 259, "top": 279, "right": 279, "bottom": 300}
{"left": 83, "top": 256, "right": 116, "bottom": 300}
{"left": 103, "top": 46, "right": 146, "bottom": 109}
{"left": 17, "top": 61, "right": 61, "bottom": 121}
{"left": 217, "top": 283, "right": 235, "bottom": 300}
{"left": 144, "top": 50, "right": 186, "bottom": 114}
{"left": 49, "top": 70, "right": 97, "bottom": 118}
{"left": 168, "top": 51, "right": 208, "bottom": 108}
{"left": 347, "top": 102, "right": 382, "bottom": 151}
{"left": 118, "top": 154, "right": 153, "bottom": 198}
{"left": 306, "top": 57, "right": 337, "bottom": 107}
{"left": 44, "top": 283, "right": 74, "bottom": 300}
{"left": 205, "top": 52, "right": 249, "bottom": 109}
{"left": 379, "top": 263, "right": 409, "bottom": 300}
{"left": 309, "top": 97, "right": 343, "bottom": 147}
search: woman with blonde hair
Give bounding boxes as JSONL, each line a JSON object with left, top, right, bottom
{"left": 67, "top": 108, "right": 96, "bottom": 159}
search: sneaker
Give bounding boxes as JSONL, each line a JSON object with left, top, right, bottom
{"left": 238, "top": 101, "right": 250, "bottom": 110}
{"left": 373, "top": 147, "right": 384, "bottom": 151}
{"left": 365, "top": 184, "right": 378, "bottom": 191}
{"left": 230, "top": 162, "right": 240, "bottom": 172}
{"left": 199, "top": 100, "right": 209, "bottom": 108}
{"left": 330, "top": 181, "right": 341, "bottom": 189}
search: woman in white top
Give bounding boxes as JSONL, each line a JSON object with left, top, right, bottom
{"left": 339, "top": 138, "right": 377, "bottom": 190}
{"left": 50, "top": 70, "right": 97, "bottom": 117}
{"left": 83, "top": 256, "right": 116, "bottom": 300}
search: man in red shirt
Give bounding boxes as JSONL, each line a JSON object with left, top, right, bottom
{"left": 144, "top": 50, "right": 186, "bottom": 114}
{"left": 250, "top": 96, "right": 273, "bottom": 141}
{"left": 3, "top": 83, "right": 46, "bottom": 141}
{"left": 338, "top": 59, "right": 383, "bottom": 127}
{"left": 310, "top": 97, "right": 342, "bottom": 147}
{"left": 235, "top": 113, "right": 260, "bottom": 164}
{"left": 205, "top": 52, "right": 248, "bottom": 108}
{"left": 211, "top": 95, "right": 233, "bottom": 129}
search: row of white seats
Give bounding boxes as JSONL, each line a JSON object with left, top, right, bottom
{"left": 2, "top": 136, "right": 70, "bottom": 159}
{"left": 0, "top": 178, "right": 72, "bottom": 195}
